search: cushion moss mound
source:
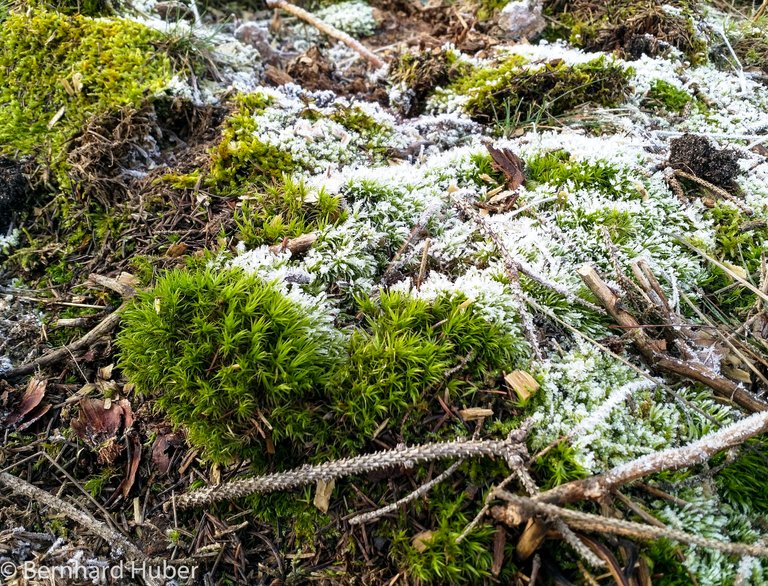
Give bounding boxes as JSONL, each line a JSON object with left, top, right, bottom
{"left": 0, "top": 8, "right": 172, "bottom": 174}
{"left": 117, "top": 268, "right": 340, "bottom": 465}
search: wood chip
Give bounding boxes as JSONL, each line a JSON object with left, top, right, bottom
{"left": 313, "top": 478, "right": 335, "bottom": 513}
{"left": 504, "top": 370, "right": 540, "bottom": 401}
{"left": 459, "top": 407, "right": 494, "bottom": 421}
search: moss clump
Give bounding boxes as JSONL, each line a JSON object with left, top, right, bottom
{"left": 389, "top": 49, "right": 470, "bottom": 117}
{"left": 525, "top": 149, "right": 630, "bottom": 195}
{"left": 329, "top": 292, "right": 524, "bottom": 454}
{"left": 455, "top": 56, "right": 632, "bottom": 124}
{"left": 235, "top": 175, "right": 344, "bottom": 247}
{"left": 208, "top": 94, "right": 294, "bottom": 190}
{"left": 728, "top": 18, "right": 768, "bottom": 69}
{"left": 0, "top": 9, "right": 172, "bottom": 176}
{"left": 644, "top": 79, "right": 693, "bottom": 113}
{"left": 544, "top": 0, "right": 706, "bottom": 63}
{"left": 117, "top": 267, "right": 341, "bottom": 465}
{"left": 24, "top": 0, "right": 116, "bottom": 16}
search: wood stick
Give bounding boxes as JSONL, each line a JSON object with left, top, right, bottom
{"left": 3, "top": 304, "right": 127, "bottom": 379}
{"left": 266, "top": 0, "right": 385, "bottom": 69}
{"left": 577, "top": 263, "right": 768, "bottom": 412}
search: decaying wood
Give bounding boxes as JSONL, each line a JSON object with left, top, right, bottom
{"left": 506, "top": 410, "right": 768, "bottom": 509}
{"left": 578, "top": 263, "right": 768, "bottom": 412}
{"left": 266, "top": 0, "right": 385, "bottom": 69}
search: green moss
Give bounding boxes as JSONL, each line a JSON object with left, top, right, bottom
{"left": 454, "top": 56, "right": 632, "bottom": 124}
{"left": 117, "top": 267, "right": 341, "bottom": 465}
{"left": 235, "top": 175, "right": 343, "bottom": 247}
{"left": 543, "top": 0, "right": 706, "bottom": 63}
{"left": 474, "top": 0, "right": 507, "bottom": 21}
{"left": 532, "top": 442, "right": 589, "bottom": 489}
{"left": 25, "top": 0, "right": 116, "bottom": 16}
{"left": 714, "top": 437, "right": 768, "bottom": 513}
{"left": 644, "top": 79, "right": 693, "bottom": 113}
{"left": 0, "top": 9, "right": 172, "bottom": 178}
{"left": 329, "top": 292, "right": 524, "bottom": 455}
{"left": 525, "top": 149, "right": 629, "bottom": 195}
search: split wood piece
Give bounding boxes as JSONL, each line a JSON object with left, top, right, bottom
{"left": 170, "top": 436, "right": 526, "bottom": 510}
{"left": 0, "top": 471, "right": 160, "bottom": 586}
{"left": 266, "top": 0, "right": 385, "bottom": 69}
{"left": 268, "top": 232, "right": 317, "bottom": 255}
{"left": 578, "top": 263, "right": 768, "bottom": 412}
{"left": 520, "top": 410, "right": 768, "bottom": 508}
{"left": 88, "top": 272, "right": 137, "bottom": 299}
{"left": 491, "top": 492, "right": 768, "bottom": 559}
{"left": 3, "top": 303, "right": 127, "bottom": 379}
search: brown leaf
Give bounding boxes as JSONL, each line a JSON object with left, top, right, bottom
{"left": 150, "top": 432, "right": 182, "bottom": 475}
{"left": 577, "top": 534, "right": 630, "bottom": 586}
{"left": 71, "top": 398, "right": 134, "bottom": 464}
{"left": 108, "top": 429, "right": 142, "bottom": 505}
{"left": 5, "top": 377, "right": 47, "bottom": 426}
{"left": 486, "top": 144, "right": 526, "bottom": 191}
{"left": 167, "top": 241, "right": 188, "bottom": 258}
{"left": 412, "top": 530, "right": 434, "bottom": 553}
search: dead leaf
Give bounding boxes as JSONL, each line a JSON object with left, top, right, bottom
{"left": 5, "top": 377, "right": 47, "bottom": 427}
{"left": 491, "top": 525, "right": 506, "bottom": 577}
{"left": 486, "top": 144, "right": 526, "bottom": 191}
{"left": 313, "top": 478, "right": 335, "bottom": 513}
{"left": 167, "top": 241, "right": 188, "bottom": 258}
{"left": 98, "top": 364, "right": 114, "bottom": 380}
{"left": 71, "top": 398, "right": 134, "bottom": 464}
{"left": 150, "top": 433, "right": 182, "bottom": 475}
{"left": 47, "top": 106, "right": 66, "bottom": 129}
{"left": 504, "top": 371, "right": 540, "bottom": 401}
{"left": 412, "top": 530, "right": 434, "bottom": 553}
{"left": 459, "top": 407, "right": 494, "bottom": 421}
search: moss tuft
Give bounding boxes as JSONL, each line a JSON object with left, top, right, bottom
{"left": 644, "top": 79, "right": 693, "bottom": 113}
{"left": 117, "top": 267, "right": 341, "bottom": 465}
{"left": 236, "top": 175, "right": 344, "bottom": 247}
{"left": 454, "top": 56, "right": 632, "bottom": 124}
{"left": 329, "top": 291, "right": 524, "bottom": 454}
{"left": 0, "top": 9, "right": 172, "bottom": 178}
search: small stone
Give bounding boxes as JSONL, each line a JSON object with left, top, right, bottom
{"left": 497, "top": 0, "right": 546, "bottom": 41}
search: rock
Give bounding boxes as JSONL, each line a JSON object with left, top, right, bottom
{"left": 234, "top": 22, "right": 277, "bottom": 63}
{"left": 497, "top": 0, "right": 546, "bottom": 41}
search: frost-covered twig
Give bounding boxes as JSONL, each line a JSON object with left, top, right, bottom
{"left": 492, "top": 491, "right": 768, "bottom": 558}
{"left": 519, "top": 410, "right": 768, "bottom": 508}
{"left": 172, "top": 436, "right": 526, "bottom": 509}
{"left": 716, "top": 26, "right": 747, "bottom": 95}
{"left": 266, "top": 0, "right": 385, "bottom": 69}
{"left": 672, "top": 169, "right": 753, "bottom": 215}
{"left": 348, "top": 460, "right": 463, "bottom": 525}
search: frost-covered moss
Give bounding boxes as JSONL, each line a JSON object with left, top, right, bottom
{"left": 451, "top": 55, "right": 632, "bottom": 124}
{"left": 0, "top": 9, "right": 172, "bottom": 176}
{"left": 313, "top": 0, "right": 377, "bottom": 37}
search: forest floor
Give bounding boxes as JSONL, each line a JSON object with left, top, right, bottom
{"left": 2, "top": 0, "right": 768, "bottom": 584}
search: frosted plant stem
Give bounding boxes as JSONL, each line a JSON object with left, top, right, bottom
{"left": 266, "top": 0, "right": 385, "bottom": 69}
{"left": 172, "top": 436, "right": 526, "bottom": 510}
{"left": 492, "top": 492, "right": 768, "bottom": 558}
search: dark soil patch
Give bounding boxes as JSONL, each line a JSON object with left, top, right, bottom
{"left": 668, "top": 133, "right": 742, "bottom": 189}
{"left": 0, "top": 157, "right": 33, "bottom": 233}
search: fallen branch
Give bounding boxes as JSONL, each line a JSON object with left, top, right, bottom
{"left": 491, "top": 491, "right": 768, "bottom": 558}
{"left": 511, "top": 410, "right": 768, "bottom": 508}
{"left": 266, "top": 0, "right": 385, "bottom": 69}
{"left": 0, "top": 471, "right": 160, "bottom": 586}
{"left": 170, "top": 436, "right": 526, "bottom": 510}
{"left": 3, "top": 303, "right": 127, "bottom": 379}
{"left": 578, "top": 263, "right": 768, "bottom": 412}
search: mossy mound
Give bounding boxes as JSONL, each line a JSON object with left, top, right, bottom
{"left": 454, "top": 55, "right": 632, "bottom": 124}
{"left": 728, "top": 18, "right": 768, "bottom": 70}
{"left": 0, "top": 8, "right": 172, "bottom": 180}
{"left": 330, "top": 291, "right": 525, "bottom": 454}
{"left": 117, "top": 267, "right": 342, "bottom": 465}
{"left": 543, "top": 0, "right": 707, "bottom": 63}
{"left": 389, "top": 49, "right": 468, "bottom": 117}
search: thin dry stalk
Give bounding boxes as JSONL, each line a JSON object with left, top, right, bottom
{"left": 266, "top": 0, "right": 385, "bottom": 68}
